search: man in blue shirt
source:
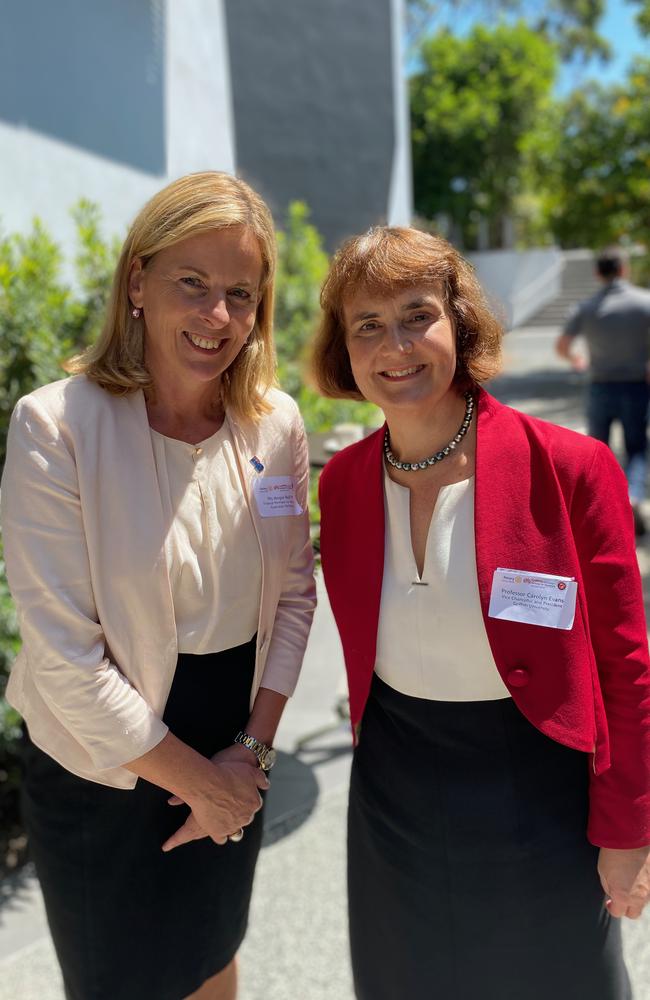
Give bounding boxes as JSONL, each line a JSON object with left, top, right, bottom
{"left": 556, "top": 250, "right": 650, "bottom": 536}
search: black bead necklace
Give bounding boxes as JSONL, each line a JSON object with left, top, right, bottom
{"left": 383, "top": 392, "right": 475, "bottom": 472}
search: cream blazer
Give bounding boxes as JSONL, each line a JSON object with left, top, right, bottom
{"left": 1, "top": 376, "right": 316, "bottom": 788}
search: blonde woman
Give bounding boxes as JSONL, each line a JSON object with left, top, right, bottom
{"left": 1, "top": 172, "right": 316, "bottom": 1000}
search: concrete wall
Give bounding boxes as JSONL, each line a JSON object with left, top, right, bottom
{"left": 468, "top": 248, "right": 564, "bottom": 329}
{"left": 225, "top": 0, "right": 410, "bottom": 248}
{"left": 387, "top": 0, "right": 413, "bottom": 229}
{"left": 0, "top": 0, "right": 410, "bottom": 260}
{"left": 0, "top": 0, "right": 165, "bottom": 174}
{"left": 0, "top": 0, "right": 234, "bottom": 262}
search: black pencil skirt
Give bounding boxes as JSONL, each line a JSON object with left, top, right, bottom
{"left": 348, "top": 675, "right": 631, "bottom": 1000}
{"left": 20, "top": 637, "right": 264, "bottom": 1000}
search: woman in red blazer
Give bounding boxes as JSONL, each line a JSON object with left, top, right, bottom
{"left": 313, "top": 227, "right": 650, "bottom": 1000}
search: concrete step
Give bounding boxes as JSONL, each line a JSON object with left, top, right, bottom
{"left": 525, "top": 253, "right": 601, "bottom": 327}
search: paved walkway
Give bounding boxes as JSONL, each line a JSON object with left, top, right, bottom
{"left": 2, "top": 324, "right": 650, "bottom": 998}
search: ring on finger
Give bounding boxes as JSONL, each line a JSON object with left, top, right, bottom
{"left": 228, "top": 828, "right": 245, "bottom": 843}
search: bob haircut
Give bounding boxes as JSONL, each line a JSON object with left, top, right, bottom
{"left": 67, "top": 171, "right": 277, "bottom": 421}
{"left": 312, "top": 226, "right": 503, "bottom": 399}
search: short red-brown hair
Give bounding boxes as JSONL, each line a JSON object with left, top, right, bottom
{"left": 311, "top": 226, "right": 503, "bottom": 399}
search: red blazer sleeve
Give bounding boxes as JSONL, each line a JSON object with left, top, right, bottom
{"left": 574, "top": 442, "right": 650, "bottom": 848}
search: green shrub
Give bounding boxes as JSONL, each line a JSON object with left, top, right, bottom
{"left": 0, "top": 202, "right": 120, "bottom": 470}
{"left": 274, "top": 201, "right": 380, "bottom": 433}
{"left": 0, "top": 205, "right": 119, "bottom": 862}
{"left": 0, "top": 540, "right": 26, "bottom": 870}
{"left": 274, "top": 201, "right": 329, "bottom": 399}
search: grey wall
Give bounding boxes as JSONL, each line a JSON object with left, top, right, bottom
{"left": 225, "top": 0, "right": 395, "bottom": 249}
{"left": 0, "top": 0, "right": 235, "bottom": 274}
{"left": 0, "top": 0, "right": 165, "bottom": 174}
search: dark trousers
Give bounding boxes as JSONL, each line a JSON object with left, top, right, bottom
{"left": 587, "top": 381, "right": 648, "bottom": 503}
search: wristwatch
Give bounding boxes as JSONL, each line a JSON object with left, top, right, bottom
{"left": 234, "top": 730, "right": 277, "bottom": 771}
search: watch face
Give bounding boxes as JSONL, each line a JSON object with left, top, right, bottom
{"left": 263, "top": 748, "right": 277, "bottom": 771}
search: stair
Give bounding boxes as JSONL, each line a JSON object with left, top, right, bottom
{"left": 525, "top": 253, "right": 602, "bottom": 327}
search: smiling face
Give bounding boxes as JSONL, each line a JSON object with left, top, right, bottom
{"left": 342, "top": 283, "right": 459, "bottom": 418}
{"left": 128, "top": 225, "right": 263, "bottom": 396}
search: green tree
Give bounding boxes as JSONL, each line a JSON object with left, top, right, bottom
{"left": 0, "top": 205, "right": 119, "bottom": 470}
{"left": 411, "top": 22, "right": 557, "bottom": 247}
{"left": 274, "top": 201, "right": 380, "bottom": 431}
{"left": 274, "top": 202, "right": 329, "bottom": 399}
{"left": 71, "top": 200, "right": 122, "bottom": 348}
{"left": 630, "top": 0, "right": 650, "bottom": 35}
{"left": 406, "top": 0, "right": 607, "bottom": 60}
{"left": 0, "top": 205, "right": 118, "bottom": 864}
{"left": 0, "top": 221, "right": 77, "bottom": 470}
{"left": 533, "top": 60, "right": 650, "bottom": 248}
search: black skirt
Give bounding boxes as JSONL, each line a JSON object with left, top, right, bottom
{"left": 21, "top": 637, "right": 263, "bottom": 1000}
{"left": 348, "top": 674, "right": 631, "bottom": 1000}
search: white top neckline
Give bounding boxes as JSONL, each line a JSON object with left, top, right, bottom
{"left": 149, "top": 419, "right": 261, "bottom": 655}
{"left": 375, "top": 466, "right": 510, "bottom": 702}
{"left": 384, "top": 473, "right": 475, "bottom": 583}
{"left": 149, "top": 420, "right": 228, "bottom": 450}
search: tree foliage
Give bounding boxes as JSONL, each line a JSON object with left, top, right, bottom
{"left": 0, "top": 203, "right": 119, "bottom": 469}
{"left": 630, "top": 0, "right": 650, "bottom": 35}
{"left": 411, "top": 22, "right": 557, "bottom": 247}
{"left": 274, "top": 202, "right": 329, "bottom": 399}
{"left": 274, "top": 202, "right": 379, "bottom": 431}
{"left": 405, "top": 0, "right": 607, "bottom": 60}
{"left": 532, "top": 59, "right": 650, "bottom": 248}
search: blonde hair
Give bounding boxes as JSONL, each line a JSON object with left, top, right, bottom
{"left": 312, "top": 226, "right": 503, "bottom": 399}
{"left": 67, "top": 171, "right": 277, "bottom": 421}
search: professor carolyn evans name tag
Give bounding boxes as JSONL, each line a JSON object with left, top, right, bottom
{"left": 253, "top": 476, "right": 303, "bottom": 518}
{"left": 488, "top": 567, "right": 577, "bottom": 630}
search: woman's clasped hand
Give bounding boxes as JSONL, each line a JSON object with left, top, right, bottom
{"left": 163, "top": 743, "right": 270, "bottom": 851}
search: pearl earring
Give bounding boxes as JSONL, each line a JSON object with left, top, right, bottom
{"left": 132, "top": 307, "right": 141, "bottom": 319}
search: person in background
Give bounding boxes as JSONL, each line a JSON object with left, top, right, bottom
{"left": 556, "top": 249, "right": 650, "bottom": 536}
{"left": 313, "top": 226, "right": 650, "bottom": 1000}
{"left": 1, "top": 172, "right": 316, "bottom": 1000}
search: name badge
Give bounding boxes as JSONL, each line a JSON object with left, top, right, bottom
{"left": 488, "top": 567, "right": 577, "bottom": 630}
{"left": 253, "top": 476, "right": 303, "bottom": 518}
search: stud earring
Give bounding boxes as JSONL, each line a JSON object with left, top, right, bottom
{"left": 132, "top": 307, "right": 141, "bottom": 319}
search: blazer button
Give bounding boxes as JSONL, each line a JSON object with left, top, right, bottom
{"left": 507, "top": 668, "right": 529, "bottom": 688}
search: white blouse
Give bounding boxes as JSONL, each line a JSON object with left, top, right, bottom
{"left": 374, "top": 469, "right": 510, "bottom": 701}
{"left": 150, "top": 418, "right": 262, "bottom": 655}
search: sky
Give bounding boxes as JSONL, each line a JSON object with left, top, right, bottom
{"left": 411, "top": 0, "right": 648, "bottom": 93}
{"left": 558, "top": 0, "right": 648, "bottom": 94}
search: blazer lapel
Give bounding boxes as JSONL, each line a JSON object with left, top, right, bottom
{"left": 321, "top": 427, "right": 385, "bottom": 730}
{"left": 474, "top": 388, "right": 574, "bottom": 670}
{"left": 225, "top": 411, "right": 264, "bottom": 542}
{"left": 84, "top": 388, "right": 178, "bottom": 714}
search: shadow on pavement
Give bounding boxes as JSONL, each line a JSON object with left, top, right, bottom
{"left": 262, "top": 737, "right": 352, "bottom": 848}
{"left": 0, "top": 863, "right": 34, "bottom": 918}
{"left": 489, "top": 369, "right": 586, "bottom": 428}
{"left": 262, "top": 750, "right": 320, "bottom": 848}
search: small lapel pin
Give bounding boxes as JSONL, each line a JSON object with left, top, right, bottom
{"left": 249, "top": 456, "right": 264, "bottom": 473}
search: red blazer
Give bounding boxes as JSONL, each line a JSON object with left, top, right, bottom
{"left": 319, "top": 389, "right": 650, "bottom": 849}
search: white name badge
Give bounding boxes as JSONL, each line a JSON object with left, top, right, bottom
{"left": 488, "top": 567, "right": 577, "bottom": 630}
{"left": 253, "top": 476, "right": 303, "bottom": 518}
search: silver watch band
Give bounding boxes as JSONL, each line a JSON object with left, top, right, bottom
{"left": 234, "top": 730, "right": 276, "bottom": 770}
